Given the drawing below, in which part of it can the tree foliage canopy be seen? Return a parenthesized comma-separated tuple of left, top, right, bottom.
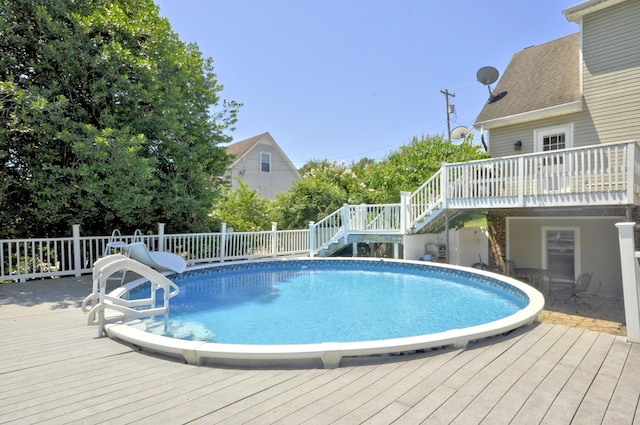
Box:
(364, 135, 488, 203)
(210, 179, 272, 232)
(0, 0, 240, 237)
(267, 135, 488, 229)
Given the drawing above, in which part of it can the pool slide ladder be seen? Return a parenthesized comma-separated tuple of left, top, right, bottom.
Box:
(82, 254, 180, 337)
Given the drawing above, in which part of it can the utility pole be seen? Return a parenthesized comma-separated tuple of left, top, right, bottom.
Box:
(440, 89, 455, 140)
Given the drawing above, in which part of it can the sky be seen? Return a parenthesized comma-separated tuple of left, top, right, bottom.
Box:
(154, 0, 581, 168)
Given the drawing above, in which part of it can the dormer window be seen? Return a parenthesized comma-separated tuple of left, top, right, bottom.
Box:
(261, 152, 271, 173)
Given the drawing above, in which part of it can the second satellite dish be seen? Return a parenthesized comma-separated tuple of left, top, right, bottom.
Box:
(450, 126, 468, 141)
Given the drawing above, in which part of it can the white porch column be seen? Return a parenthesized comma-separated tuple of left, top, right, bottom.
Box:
(615, 222, 640, 343)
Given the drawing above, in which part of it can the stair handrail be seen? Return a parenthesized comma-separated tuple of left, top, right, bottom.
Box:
(409, 169, 444, 225)
(309, 206, 347, 256)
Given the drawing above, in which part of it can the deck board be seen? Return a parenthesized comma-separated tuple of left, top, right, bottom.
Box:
(477, 326, 583, 424)
(0, 276, 638, 424)
(573, 336, 631, 424)
(602, 343, 640, 425)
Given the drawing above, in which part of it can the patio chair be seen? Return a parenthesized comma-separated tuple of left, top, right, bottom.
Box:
(565, 272, 597, 308)
(506, 259, 527, 280)
(506, 259, 518, 276)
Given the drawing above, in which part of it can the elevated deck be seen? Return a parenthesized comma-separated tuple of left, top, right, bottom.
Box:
(311, 140, 640, 255)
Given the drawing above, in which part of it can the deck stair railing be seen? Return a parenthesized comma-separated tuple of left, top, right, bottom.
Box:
(408, 170, 445, 232)
(309, 207, 345, 257)
(309, 202, 407, 256)
(82, 254, 180, 337)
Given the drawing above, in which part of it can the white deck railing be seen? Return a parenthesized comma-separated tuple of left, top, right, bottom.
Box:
(1, 224, 309, 282)
(310, 140, 639, 253)
(411, 139, 639, 214)
(4, 141, 638, 280)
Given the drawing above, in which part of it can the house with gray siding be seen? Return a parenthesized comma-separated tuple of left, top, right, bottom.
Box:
(471, 0, 640, 297)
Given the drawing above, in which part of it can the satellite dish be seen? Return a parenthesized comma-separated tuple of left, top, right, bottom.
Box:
(476, 66, 499, 86)
(450, 126, 468, 141)
(476, 66, 500, 101)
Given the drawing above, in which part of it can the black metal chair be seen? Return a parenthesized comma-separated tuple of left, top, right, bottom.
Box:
(565, 272, 597, 308)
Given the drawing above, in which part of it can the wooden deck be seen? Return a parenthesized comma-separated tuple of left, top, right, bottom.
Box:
(1, 276, 639, 424)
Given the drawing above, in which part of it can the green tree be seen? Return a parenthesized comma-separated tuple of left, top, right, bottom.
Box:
(298, 159, 371, 204)
(365, 135, 488, 203)
(267, 135, 488, 230)
(271, 177, 346, 230)
(210, 179, 272, 232)
(0, 0, 240, 237)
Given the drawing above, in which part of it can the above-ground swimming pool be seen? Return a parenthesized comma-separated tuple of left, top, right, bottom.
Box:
(103, 258, 545, 368)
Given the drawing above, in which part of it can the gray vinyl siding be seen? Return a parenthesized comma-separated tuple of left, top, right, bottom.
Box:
(488, 112, 588, 157)
(488, 0, 640, 158)
(582, 0, 640, 143)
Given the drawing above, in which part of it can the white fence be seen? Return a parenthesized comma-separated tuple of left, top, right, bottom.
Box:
(1, 223, 309, 282)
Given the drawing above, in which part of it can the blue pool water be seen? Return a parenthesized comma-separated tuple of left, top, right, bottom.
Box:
(129, 260, 528, 345)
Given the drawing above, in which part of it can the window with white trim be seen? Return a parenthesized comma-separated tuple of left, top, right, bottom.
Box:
(260, 152, 271, 173)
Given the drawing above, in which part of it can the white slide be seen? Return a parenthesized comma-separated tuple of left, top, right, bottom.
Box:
(124, 242, 187, 273)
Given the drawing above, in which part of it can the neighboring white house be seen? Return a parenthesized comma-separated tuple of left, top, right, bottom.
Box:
(225, 132, 301, 199)
(470, 0, 640, 297)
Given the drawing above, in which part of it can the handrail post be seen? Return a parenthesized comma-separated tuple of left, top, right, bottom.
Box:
(158, 223, 165, 252)
(615, 222, 640, 343)
(627, 141, 637, 204)
(518, 156, 525, 206)
(72, 224, 81, 277)
(271, 222, 278, 257)
(309, 221, 316, 257)
(342, 204, 350, 240)
(220, 223, 227, 263)
(440, 164, 449, 209)
(400, 191, 411, 234)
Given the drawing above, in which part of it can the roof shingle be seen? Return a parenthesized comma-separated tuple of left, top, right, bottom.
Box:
(225, 132, 269, 159)
(475, 33, 581, 125)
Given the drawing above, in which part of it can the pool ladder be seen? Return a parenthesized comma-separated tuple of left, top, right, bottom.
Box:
(82, 254, 180, 337)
